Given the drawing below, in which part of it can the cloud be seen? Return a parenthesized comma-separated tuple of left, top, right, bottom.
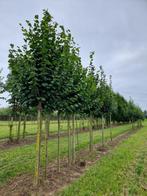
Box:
(0, 0, 147, 109)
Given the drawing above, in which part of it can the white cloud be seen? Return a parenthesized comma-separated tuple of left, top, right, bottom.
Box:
(0, 0, 147, 109)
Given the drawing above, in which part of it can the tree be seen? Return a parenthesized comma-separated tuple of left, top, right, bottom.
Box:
(7, 10, 62, 185)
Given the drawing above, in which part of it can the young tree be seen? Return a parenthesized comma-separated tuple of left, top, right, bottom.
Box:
(7, 10, 63, 185)
(98, 66, 107, 146)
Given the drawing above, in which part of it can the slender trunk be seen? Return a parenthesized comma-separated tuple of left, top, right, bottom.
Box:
(132, 120, 134, 130)
(110, 113, 112, 141)
(47, 115, 50, 137)
(44, 114, 50, 178)
(9, 116, 13, 142)
(17, 115, 21, 142)
(89, 116, 93, 151)
(137, 120, 139, 128)
(82, 119, 85, 130)
(72, 114, 75, 164)
(79, 121, 82, 133)
(76, 117, 79, 149)
(34, 103, 42, 186)
(96, 119, 98, 129)
(92, 118, 93, 145)
(23, 115, 26, 139)
(94, 119, 97, 129)
(101, 115, 104, 147)
(67, 116, 71, 166)
(140, 120, 142, 127)
(97, 118, 99, 129)
(57, 112, 60, 172)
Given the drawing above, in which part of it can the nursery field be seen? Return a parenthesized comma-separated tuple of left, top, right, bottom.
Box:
(0, 119, 89, 140)
(0, 6, 145, 196)
(0, 123, 132, 186)
(0, 8, 145, 196)
(60, 121, 147, 196)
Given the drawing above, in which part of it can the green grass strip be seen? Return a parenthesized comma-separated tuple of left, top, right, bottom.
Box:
(60, 124, 147, 196)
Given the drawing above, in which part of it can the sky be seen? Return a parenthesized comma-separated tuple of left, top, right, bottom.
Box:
(0, 0, 147, 110)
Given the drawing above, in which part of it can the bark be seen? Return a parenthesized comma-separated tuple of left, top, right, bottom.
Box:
(57, 112, 61, 172)
(35, 103, 42, 186)
(17, 115, 21, 142)
(101, 115, 104, 147)
(22, 115, 27, 139)
(82, 119, 85, 130)
(76, 117, 79, 150)
(44, 114, 50, 178)
(132, 120, 134, 130)
(9, 116, 13, 142)
(89, 115, 93, 152)
(110, 113, 112, 141)
(72, 114, 75, 164)
(67, 116, 71, 166)
(91, 117, 94, 147)
(47, 115, 50, 137)
(140, 120, 142, 127)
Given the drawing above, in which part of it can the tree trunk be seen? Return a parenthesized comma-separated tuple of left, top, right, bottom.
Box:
(44, 114, 50, 178)
(47, 115, 50, 137)
(140, 120, 142, 127)
(17, 115, 21, 142)
(82, 119, 85, 131)
(110, 113, 112, 141)
(57, 112, 61, 172)
(35, 103, 42, 186)
(91, 117, 93, 147)
(89, 116, 93, 151)
(132, 120, 134, 130)
(9, 116, 13, 142)
(76, 117, 79, 150)
(72, 114, 75, 164)
(67, 116, 71, 166)
(101, 115, 104, 147)
(23, 115, 26, 139)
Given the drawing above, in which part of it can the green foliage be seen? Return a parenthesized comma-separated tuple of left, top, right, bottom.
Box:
(112, 94, 144, 122)
(0, 108, 11, 116)
(144, 110, 147, 118)
(6, 9, 143, 122)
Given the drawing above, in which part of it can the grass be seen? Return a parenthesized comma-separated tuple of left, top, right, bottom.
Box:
(60, 122, 147, 196)
(0, 123, 132, 186)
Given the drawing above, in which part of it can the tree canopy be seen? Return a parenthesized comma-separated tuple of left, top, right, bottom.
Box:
(5, 9, 143, 122)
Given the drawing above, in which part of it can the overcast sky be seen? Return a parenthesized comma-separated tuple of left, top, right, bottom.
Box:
(0, 0, 147, 110)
